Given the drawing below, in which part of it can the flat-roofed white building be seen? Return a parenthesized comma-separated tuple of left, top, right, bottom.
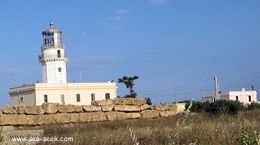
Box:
(9, 23, 117, 106)
(10, 82, 117, 106)
(202, 88, 257, 105)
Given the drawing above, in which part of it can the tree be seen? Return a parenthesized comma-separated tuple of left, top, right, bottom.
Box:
(145, 98, 152, 105)
(118, 75, 139, 98)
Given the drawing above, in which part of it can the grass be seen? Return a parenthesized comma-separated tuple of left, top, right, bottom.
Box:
(36, 110, 260, 145)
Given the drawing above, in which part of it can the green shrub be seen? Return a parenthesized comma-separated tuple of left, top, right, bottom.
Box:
(206, 100, 243, 115)
(185, 100, 209, 112)
(145, 98, 152, 105)
(248, 102, 260, 110)
(185, 100, 243, 115)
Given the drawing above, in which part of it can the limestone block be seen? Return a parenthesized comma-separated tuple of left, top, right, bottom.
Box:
(153, 104, 177, 111)
(55, 113, 79, 124)
(0, 109, 2, 115)
(160, 110, 178, 117)
(176, 103, 186, 112)
(37, 114, 57, 125)
(126, 113, 141, 119)
(2, 106, 17, 114)
(91, 99, 113, 106)
(78, 113, 92, 123)
(101, 105, 114, 112)
(113, 98, 147, 106)
(70, 113, 80, 123)
(140, 104, 151, 110)
(42, 103, 60, 114)
(91, 112, 107, 122)
(1, 115, 23, 125)
(58, 105, 83, 113)
(140, 110, 160, 118)
(27, 115, 37, 126)
(105, 112, 128, 121)
(17, 115, 29, 125)
(18, 105, 44, 115)
(113, 105, 140, 112)
(83, 105, 101, 112)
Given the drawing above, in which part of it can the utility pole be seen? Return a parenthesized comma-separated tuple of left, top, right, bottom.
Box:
(214, 77, 219, 102)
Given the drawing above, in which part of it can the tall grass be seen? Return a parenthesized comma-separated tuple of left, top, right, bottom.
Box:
(37, 110, 260, 145)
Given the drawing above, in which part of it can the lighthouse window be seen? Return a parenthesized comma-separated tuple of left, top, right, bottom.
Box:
(58, 68, 62, 72)
(57, 50, 61, 58)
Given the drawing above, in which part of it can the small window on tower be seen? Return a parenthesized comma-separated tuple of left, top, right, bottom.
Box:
(57, 50, 61, 58)
(58, 68, 62, 72)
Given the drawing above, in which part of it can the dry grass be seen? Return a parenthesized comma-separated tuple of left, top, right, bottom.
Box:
(37, 110, 260, 145)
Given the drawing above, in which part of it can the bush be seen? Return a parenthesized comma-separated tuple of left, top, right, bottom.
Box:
(185, 100, 210, 112)
(185, 100, 243, 115)
(247, 102, 260, 110)
(145, 98, 152, 105)
(206, 100, 243, 115)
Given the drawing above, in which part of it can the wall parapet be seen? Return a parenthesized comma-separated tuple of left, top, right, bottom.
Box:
(0, 98, 185, 126)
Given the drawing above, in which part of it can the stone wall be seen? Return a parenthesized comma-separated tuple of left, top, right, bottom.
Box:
(0, 98, 185, 126)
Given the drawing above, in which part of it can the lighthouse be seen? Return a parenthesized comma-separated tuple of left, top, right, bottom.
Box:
(9, 22, 117, 106)
(38, 22, 68, 83)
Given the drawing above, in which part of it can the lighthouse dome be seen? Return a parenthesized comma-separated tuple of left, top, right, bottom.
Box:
(42, 22, 62, 35)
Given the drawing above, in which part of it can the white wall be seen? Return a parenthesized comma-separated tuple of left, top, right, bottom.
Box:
(33, 82, 117, 106)
(203, 88, 258, 105)
(9, 85, 36, 106)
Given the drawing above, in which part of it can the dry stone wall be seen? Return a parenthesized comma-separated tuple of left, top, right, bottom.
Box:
(0, 98, 185, 126)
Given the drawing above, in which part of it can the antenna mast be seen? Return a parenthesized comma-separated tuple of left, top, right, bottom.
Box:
(214, 76, 219, 102)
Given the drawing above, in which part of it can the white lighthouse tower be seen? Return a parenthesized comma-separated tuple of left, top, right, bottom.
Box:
(38, 22, 68, 83)
(9, 22, 117, 106)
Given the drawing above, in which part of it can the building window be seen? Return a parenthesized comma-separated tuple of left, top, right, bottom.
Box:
(57, 50, 61, 58)
(249, 95, 251, 102)
(58, 67, 62, 72)
(61, 94, 65, 105)
(236, 96, 238, 101)
(76, 94, 81, 102)
(105, 93, 110, 100)
(44, 94, 48, 103)
(19, 96, 24, 104)
(91, 93, 95, 101)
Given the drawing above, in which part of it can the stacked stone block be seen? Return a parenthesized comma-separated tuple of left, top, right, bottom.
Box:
(0, 98, 183, 126)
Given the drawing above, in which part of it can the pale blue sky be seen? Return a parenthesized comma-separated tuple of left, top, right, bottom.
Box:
(0, 0, 259, 107)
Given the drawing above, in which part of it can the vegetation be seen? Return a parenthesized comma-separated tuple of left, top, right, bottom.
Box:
(118, 75, 139, 98)
(145, 97, 152, 105)
(36, 109, 260, 145)
(185, 100, 244, 115)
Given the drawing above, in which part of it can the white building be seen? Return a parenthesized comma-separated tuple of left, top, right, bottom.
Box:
(9, 23, 117, 106)
(202, 88, 257, 105)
